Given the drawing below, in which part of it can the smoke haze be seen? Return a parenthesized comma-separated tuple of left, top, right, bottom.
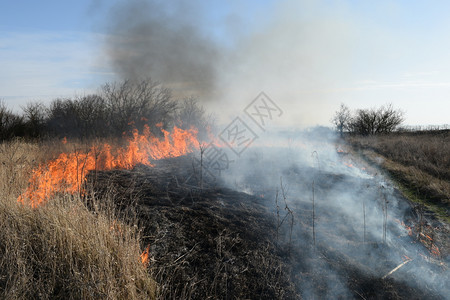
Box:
(102, 0, 361, 127)
(104, 0, 221, 98)
(217, 1, 356, 127)
(98, 2, 450, 296)
(218, 130, 449, 298)
(101, 0, 450, 126)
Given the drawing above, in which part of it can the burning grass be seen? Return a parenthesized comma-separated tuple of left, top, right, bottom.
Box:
(0, 139, 156, 299)
(18, 124, 198, 207)
(2, 128, 448, 299)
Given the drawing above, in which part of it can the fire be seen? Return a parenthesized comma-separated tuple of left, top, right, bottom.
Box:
(141, 244, 151, 267)
(344, 162, 354, 168)
(431, 244, 441, 257)
(205, 124, 226, 148)
(402, 222, 413, 236)
(18, 125, 199, 207)
(420, 233, 433, 241)
(395, 219, 413, 236)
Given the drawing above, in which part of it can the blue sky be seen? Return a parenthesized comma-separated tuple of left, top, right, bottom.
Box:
(0, 1, 93, 32)
(1, 0, 449, 126)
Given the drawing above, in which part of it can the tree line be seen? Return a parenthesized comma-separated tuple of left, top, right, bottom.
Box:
(332, 103, 404, 136)
(0, 79, 212, 141)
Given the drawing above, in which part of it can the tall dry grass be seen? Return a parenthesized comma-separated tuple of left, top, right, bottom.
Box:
(347, 132, 450, 181)
(0, 139, 156, 299)
(346, 131, 450, 210)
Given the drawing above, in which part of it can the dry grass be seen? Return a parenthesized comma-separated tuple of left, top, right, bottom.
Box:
(0, 139, 156, 299)
(347, 131, 450, 181)
(346, 131, 450, 220)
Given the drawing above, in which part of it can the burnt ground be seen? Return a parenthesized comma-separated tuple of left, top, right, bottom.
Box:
(87, 155, 449, 299)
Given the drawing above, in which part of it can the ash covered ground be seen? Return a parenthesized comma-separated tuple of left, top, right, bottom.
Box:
(88, 139, 449, 299)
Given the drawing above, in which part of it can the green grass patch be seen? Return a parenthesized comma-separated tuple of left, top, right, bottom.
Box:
(392, 174, 450, 223)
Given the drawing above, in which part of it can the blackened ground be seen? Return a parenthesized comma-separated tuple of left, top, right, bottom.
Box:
(87, 155, 447, 299)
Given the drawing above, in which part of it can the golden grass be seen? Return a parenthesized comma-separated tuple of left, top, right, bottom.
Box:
(347, 132, 450, 181)
(346, 132, 450, 221)
(0, 139, 156, 299)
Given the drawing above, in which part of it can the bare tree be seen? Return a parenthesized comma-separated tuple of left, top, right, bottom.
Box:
(331, 103, 351, 136)
(347, 104, 404, 135)
(176, 97, 214, 140)
(22, 102, 47, 138)
(0, 100, 25, 140)
(46, 98, 80, 138)
(102, 79, 176, 136)
(349, 108, 377, 135)
(374, 104, 404, 134)
(74, 95, 108, 138)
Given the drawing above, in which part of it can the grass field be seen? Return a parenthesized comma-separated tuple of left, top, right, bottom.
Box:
(0, 139, 156, 299)
(1, 128, 449, 299)
(346, 130, 450, 221)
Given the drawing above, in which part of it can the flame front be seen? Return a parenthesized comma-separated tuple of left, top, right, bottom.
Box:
(18, 125, 199, 207)
(141, 244, 151, 267)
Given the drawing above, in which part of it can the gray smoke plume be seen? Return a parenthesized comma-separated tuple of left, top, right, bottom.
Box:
(104, 0, 221, 98)
(101, 0, 358, 126)
(217, 129, 450, 298)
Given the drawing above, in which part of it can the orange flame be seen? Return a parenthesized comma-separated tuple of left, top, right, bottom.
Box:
(431, 244, 441, 257)
(395, 219, 413, 236)
(344, 162, 354, 168)
(205, 124, 226, 148)
(141, 244, 151, 267)
(404, 223, 413, 236)
(18, 125, 199, 207)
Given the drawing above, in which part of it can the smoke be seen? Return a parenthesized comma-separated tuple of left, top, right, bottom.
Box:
(211, 128, 449, 298)
(101, 0, 361, 127)
(215, 0, 357, 127)
(99, 2, 450, 296)
(103, 0, 221, 98)
(99, 2, 449, 296)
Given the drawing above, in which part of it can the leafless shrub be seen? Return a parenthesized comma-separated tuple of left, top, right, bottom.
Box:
(333, 103, 404, 135)
(102, 79, 176, 136)
(2, 79, 215, 141)
(46, 98, 83, 138)
(331, 103, 351, 137)
(176, 97, 215, 140)
(0, 100, 25, 141)
(73, 94, 109, 138)
(22, 101, 47, 138)
(349, 104, 404, 135)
